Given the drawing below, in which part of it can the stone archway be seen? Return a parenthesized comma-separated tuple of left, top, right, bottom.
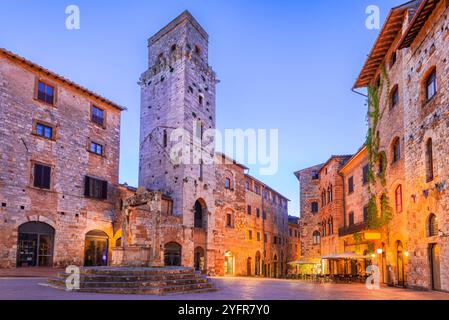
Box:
(84, 230, 109, 267)
(17, 222, 55, 268)
(164, 242, 182, 266)
(194, 246, 205, 272)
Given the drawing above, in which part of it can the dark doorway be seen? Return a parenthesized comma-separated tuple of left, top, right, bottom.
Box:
(255, 251, 261, 276)
(194, 246, 205, 272)
(247, 257, 252, 276)
(84, 230, 109, 267)
(396, 241, 405, 287)
(429, 243, 441, 291)
(17, 222, 55, 267)
(381, 243, 387, 284)
(165, 242, 182, 266)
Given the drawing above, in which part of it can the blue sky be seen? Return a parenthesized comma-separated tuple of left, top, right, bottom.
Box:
(0, 0, 405, 216)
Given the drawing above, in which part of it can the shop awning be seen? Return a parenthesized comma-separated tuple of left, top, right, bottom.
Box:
(321, 252, 371, 260)
(288, 260, 321, 265)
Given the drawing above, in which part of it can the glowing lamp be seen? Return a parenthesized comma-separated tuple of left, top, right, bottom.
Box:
(404, 251, 409, 257)
(376, 248, 383, 255)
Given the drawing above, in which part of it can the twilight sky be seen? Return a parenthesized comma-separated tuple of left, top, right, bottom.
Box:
(0, 0, 405, 216)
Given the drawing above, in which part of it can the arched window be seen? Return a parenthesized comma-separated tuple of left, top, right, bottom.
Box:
(194, 199, 206, 229)
(392, 137, 401, 163)
(426, 138, 434, 182)
(390, 85, 399, 109)
(322, 221, 326, 237)
(428, 214, 438, 237)
(225, 209, 234, 228)
(312, 231, 321, 245)
(328, 218, 333, 235)
(395, 185, 403, 213)
(425, 69, 437, 102)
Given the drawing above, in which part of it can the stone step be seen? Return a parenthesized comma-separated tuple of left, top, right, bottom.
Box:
(48, 281, 216, 295)
(80, 267, 196, 276)
(49, 277, 208, 289)
(55, 272, 203, 282)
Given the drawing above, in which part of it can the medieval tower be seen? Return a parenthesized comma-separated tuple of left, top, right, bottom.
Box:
(139, 11, 218, 270)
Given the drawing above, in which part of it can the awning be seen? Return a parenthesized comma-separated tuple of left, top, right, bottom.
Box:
(288, 260, 321, 265)
(321, 252, 371, 260)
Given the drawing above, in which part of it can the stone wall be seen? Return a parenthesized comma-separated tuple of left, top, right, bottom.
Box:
(0, 52, 123, 268)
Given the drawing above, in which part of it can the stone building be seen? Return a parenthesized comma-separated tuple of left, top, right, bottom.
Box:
(0, 11, 291, 278)
(0, 48, 126, 268)
(295, 0, 448, 291)
(287, 216, 301, 275)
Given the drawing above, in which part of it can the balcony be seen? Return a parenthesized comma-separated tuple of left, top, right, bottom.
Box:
(339, 222, 368, 237)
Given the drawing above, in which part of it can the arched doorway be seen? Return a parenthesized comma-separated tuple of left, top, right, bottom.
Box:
(17, 222, 55, 267)
(273, 255, 278, 278)
(381, 243, 387, 284)
(247, 257, 252, 276)
(224, 251, 234, 276)
(396, 241, 405, 287)
(194, 247, 205, 272)
(165, 242, 182, 266)
(255, 251, 261, 276)
(429, 243, 441, 291)
(84, 230, 109, 266)
(194, 199, 207, 229)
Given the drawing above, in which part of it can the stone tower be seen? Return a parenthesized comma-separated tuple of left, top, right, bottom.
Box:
(139, 11, 218, 270)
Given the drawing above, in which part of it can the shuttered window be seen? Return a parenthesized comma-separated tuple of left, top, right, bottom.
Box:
(33, 164, 51, 189)
(84, 176, 108, 200)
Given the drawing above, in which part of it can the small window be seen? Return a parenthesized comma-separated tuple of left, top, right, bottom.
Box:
(363, 165, 369, 185)
(390, 51, 397, 68)
(248, 230, 253, 240)
(163, 130, 168, 148)
(84, 176, 108, 200)
(348, 212, 355, 226)
(311, 170, 319, 180)
(312, 231, 321, 245)
(425, 70, 437, 102)
(35, 123, 53, 140)
(426, 138, 434, 182)
(263, 211, 267, 220)
(257, 232, 261, 242)
(245, 181, 250, 190)
(390, 86, 399, 109)
(247, 205, 252, 215)
(311, 202, 319, 214)
(199, 95, 204, 106)
(89, 142, 104, 156)
(171, 44, 177, 52)
(348, 177, 354, 194)
(264, 234, 268, 243)
(254, 185, 260, 195)
(225, 178, 231, 190)
(37, 81, 55, 105)
(91, 106, 104, 126)
(428, 214, 438, 237)
(226, 212, 233, 228)
(194, 45, 201, 56)
(395, 185, 403, 213)
(256, 208, 260, 218)
(363, 206, 369, 222)
(392, 138, 401, 163)
(33, 163, 51, 190)
(378, 153, 386, 175)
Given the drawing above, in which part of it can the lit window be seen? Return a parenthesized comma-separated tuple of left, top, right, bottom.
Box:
(395, 185, 403, 213)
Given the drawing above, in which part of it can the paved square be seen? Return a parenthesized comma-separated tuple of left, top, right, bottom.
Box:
(0, 277, 448, 300)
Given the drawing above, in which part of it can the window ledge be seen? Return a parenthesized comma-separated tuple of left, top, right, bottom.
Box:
(31, 133, 56, 142)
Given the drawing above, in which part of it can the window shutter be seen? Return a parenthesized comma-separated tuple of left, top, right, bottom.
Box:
(34, 165, 42, 187)
(43, 166, 51, 189)
(84, 176, 91, 197)
(102, 181, 108, 200)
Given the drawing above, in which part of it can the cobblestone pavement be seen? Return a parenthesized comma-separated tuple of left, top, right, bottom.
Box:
(1, 277, 448, 300)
